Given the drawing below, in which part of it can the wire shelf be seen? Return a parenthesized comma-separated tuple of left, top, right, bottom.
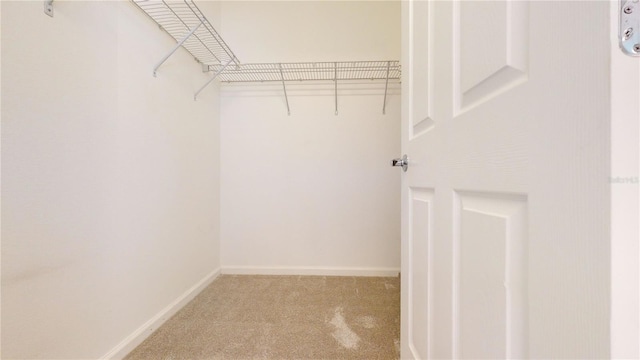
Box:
(209, 61, 401, 83)
(132, 0, 239, 67)
(210, 61, 400, 115)
(130, 1, 399, 111)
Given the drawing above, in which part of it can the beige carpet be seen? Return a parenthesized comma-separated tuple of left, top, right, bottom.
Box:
(125, 275, 400, 360)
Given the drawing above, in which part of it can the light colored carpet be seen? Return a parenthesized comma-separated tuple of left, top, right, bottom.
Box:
(125, 275, 400, 360)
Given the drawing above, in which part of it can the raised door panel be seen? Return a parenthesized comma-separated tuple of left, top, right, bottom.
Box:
(454, 192, 528, 359)
(410, 0, 435, 137)
(408, 188, 434, 359)
(454, 1, 529, 111)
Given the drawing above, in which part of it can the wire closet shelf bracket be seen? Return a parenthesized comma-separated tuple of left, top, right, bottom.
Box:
(132, 0, 240, 99)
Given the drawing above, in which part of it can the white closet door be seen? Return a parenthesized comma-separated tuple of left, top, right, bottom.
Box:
(400, 1, 627, 358)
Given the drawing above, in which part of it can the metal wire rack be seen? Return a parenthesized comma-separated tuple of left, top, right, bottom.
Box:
(209, 61, 401, 83)
(211, 61, 401, 115)
(130, 1, 401, 113)
(132, 0, 240, 97)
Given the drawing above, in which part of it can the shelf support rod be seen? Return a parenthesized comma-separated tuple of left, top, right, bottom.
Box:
(154, 21, 203, 77)
(383, 61, 391, 115)
(278, 64, 291, 116)
(194, 58, 233, 100)
(334, 62, 338, 116)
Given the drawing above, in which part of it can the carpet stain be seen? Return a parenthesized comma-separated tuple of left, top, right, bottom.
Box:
(355, 315, 376, 329)
(384, 282, 396, 290)
(328, 307, 360, 350)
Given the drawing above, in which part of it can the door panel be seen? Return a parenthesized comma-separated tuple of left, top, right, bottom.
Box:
(408, 188, 434, 359)
(410, 0, 434, 136)
(401, 1, 613, 359)
(455, 1, 528, 111)
(455, 192, 528, 359)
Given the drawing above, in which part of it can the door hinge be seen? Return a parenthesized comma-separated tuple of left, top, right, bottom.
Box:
(620, 0, 640, 56)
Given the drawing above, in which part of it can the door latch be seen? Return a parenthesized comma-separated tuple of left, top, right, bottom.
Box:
(620, 0, 640, 56)
(391, 155, 408, 172)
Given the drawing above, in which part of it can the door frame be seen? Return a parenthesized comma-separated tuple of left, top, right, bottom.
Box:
(610, 1, 640, 358)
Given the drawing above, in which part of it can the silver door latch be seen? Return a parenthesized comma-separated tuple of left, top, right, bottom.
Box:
(391, 155, 408, 172)
(620, 0, 640, 56)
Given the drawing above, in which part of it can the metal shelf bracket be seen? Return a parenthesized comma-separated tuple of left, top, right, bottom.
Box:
(154, 21, 203, 77)
(334, 62, 338, 116)
(383, 61, 391, 115)
(278, 63, 291, 116)
(194, 58, 233, 100)
(133, 0, 240, 82)
(44, 0, 53, 17)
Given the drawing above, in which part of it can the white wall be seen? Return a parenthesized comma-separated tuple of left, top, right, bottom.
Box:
(219, 1, 401, 63)
(1, 1, 222, 358)
(219, 1, 402, 275)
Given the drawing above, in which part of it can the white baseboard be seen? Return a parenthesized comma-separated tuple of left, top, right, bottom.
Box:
(221, 266, 400, 277)
(101, 268, 221, 360)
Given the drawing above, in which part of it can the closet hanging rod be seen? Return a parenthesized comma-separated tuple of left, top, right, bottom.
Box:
(132, 0, 240, 72)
